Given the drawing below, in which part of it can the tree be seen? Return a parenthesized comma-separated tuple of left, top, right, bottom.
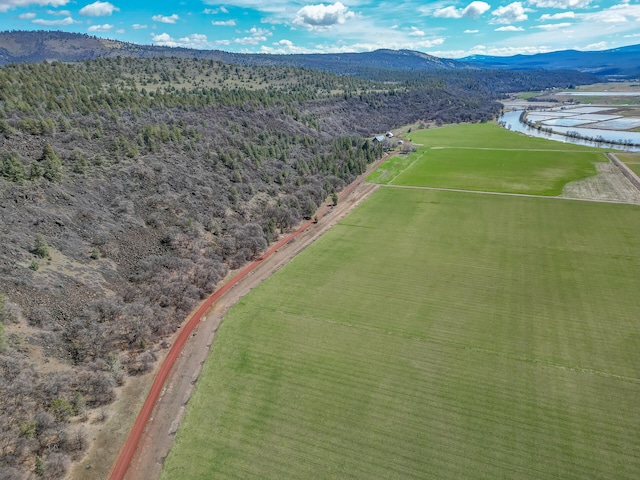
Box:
(331, 192, 338, 205)
(50, 399, 74, 423)
(33, 234, 51, 259)
(41, 144, 62, 182)
(2, 153, 25, 183)
(29, 162, 44, 180)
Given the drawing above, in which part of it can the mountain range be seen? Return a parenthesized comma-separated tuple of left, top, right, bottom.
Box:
(0, 30, 638, 79)
(462, 43, 640, 79)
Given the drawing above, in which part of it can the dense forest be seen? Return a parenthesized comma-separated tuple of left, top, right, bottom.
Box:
(0, 56, 594, 479)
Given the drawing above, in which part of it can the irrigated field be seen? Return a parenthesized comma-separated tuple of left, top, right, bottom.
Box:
(616, 152, 640, 176)
(162, 185, 640, 479)
(368, 123, 605, 194)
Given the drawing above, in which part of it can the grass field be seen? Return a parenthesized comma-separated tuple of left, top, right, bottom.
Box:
(402, 123, 601, 150)
(616, 152, 640, 176)
(162, 187, 640, 480)
(368, 123, 605, 195)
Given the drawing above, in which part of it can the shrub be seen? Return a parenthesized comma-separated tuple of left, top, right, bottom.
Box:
(32, 235, 50, 259)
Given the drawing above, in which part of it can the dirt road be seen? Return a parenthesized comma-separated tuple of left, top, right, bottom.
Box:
(106, 155, 388, 480)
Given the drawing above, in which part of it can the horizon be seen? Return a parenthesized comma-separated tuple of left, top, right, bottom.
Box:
(3, 28, 639, 59)
(0, 1, 638, 59)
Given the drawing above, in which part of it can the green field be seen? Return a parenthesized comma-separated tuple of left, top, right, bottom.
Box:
(368, 123, 605, 195)
(403, 123, 601, 150)
(616, 152, 640, 176)
(162, 187, 640, 480)
(628, 163, 640, 175)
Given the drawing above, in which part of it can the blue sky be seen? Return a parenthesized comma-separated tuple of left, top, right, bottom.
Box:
(0, 0, 639, 58)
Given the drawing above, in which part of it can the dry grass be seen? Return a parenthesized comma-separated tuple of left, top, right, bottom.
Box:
(562, 162, 640, 203)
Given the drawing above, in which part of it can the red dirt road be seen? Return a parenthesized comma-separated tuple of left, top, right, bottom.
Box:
(108, 154, 390, 480)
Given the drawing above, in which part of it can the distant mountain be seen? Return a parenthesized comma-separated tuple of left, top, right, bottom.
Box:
(0, 30, 225, 64)
(0, 30, 472, 75)
(461, 44, 640, 79)
(0, 30, 632, 80)
(252, 49, 471, 73)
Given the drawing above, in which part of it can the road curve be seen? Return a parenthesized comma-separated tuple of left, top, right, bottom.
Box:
(108, 152, 390, 480)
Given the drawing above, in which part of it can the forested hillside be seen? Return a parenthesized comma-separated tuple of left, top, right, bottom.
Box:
(0, 56, 589, 479)
(0, 31, 603, 84)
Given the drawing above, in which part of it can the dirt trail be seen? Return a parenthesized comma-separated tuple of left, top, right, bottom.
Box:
(99, 154, 388, 480)
(607, 153, 640, 191)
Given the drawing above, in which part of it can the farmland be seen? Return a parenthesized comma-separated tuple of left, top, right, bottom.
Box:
(162, 173, 640, 478)
(368, 123, 605, 195)
(616, 152, 640, 176)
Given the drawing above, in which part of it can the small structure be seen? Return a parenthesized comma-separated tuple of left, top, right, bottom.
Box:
(385, 132, 394, 138)
(373, 135, 385, 143)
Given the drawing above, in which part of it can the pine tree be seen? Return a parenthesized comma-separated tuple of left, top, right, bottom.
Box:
(41, 143, 62, 182)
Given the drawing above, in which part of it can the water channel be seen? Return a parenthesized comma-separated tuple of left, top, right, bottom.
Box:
(498, 110, 640, 152)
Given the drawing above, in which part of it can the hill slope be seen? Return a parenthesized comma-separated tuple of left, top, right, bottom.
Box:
(0, 30, 470, 75)
(1, 30, 635, 79)
(1, 30, 627, 80)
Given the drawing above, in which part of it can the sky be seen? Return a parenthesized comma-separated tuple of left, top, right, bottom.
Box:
(0, 0, 639, 58)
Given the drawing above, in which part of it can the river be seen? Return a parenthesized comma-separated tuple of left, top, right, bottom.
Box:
(498, 110, 640, 152)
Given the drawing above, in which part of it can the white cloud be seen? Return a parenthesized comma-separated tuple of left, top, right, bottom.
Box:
(88, 23, 113, 32)
(432, 44, 556, 58)
(151, 33, 211, 49)
(150, 32, 177, 46)
(624, 32, 640, 38)
(132, 23, 147, 29)
(491, 2, 528, 24)
(79, 1, 118, 16)
(212, 19, 236, 26)
(260, 39, 320, 54)
(409, 26, 425, 37)
(116, 28, 124, 33)
(464, 44, 555, 56)
(535, 22, 572, 30)
(293, 2, 354, 30)
(46, 8, 70, 15)
(31, 16, 77, 25)
(539, 11, 575, 20)
(260, 34, 447, 55)
(464, 1, 492, 19)
(581, 3, 640, 24)
(18, 12, 36, 19)
(434, 1, 491, 19)
(495, 25, 525, 31)
(464, 29, 479, 33)
(434, 6, 460, 18)
(528, 0, 591, 8)
(204, 6, 229, 14)
(0, 0, 68, 13)
(234, 26, 272, 45)
(417, 38, 445, 48)
(152, 14, 179, 24)
(583, 41, 607, 50)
